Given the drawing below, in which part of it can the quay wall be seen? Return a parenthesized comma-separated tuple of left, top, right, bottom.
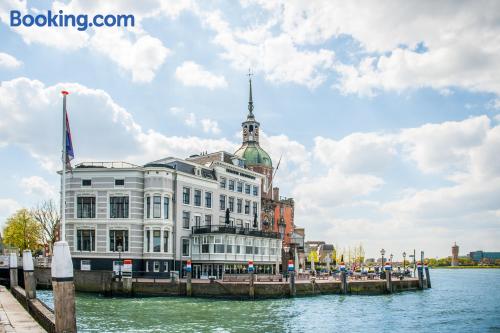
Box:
(35, 268, 421, 298)
(11, 286, 56, 333)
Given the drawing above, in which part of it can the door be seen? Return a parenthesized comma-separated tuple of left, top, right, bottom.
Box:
(193, 265, 201, 279)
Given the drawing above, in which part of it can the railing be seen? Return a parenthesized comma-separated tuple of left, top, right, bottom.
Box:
(75, 161, 140, 169)
(192, 225, 281, 239)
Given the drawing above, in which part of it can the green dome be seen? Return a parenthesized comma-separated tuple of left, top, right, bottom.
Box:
(234, 143, 272, 168)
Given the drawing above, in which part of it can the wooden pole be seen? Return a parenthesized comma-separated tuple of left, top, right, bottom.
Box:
(52, 241, 77, 333)
(417, 261, 424, 290)
(384, 262, 392, 293)
(249, 271, 255, 299)
(424, 263, 431, 288)
(9, 253, 18, 289)
(22, 250, 36, 299)
(186, 271, 192, 297)
(288, 260, 296, 297)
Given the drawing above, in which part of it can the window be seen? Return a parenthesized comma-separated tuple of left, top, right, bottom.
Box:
(220, 177, 226, 188)
(109, 230, 128, 252)
(253, 202, 258, 216)
(146, 196, 150, 218)
(183, 187, 190, 205)
(245, 184, 251, 194)
(82, 179, 91, 186)
(115, 179, 124, 186)
(163, 231, 169, 253)
(205, 192, 212, 208)
(145, 230, 151, 252)
(163, 262, 169, 272)
(245, 200, 250, 215)
(246, 239, 253, 254)
(245, 222, 250, 229)
(193, 190, 201, 206)
(214, 236, 225, 253)
(229, 180, 235, 191)
(195, 215, 201, 228)
(153, 230, 161, 252)
(205, 215, 212, 226)
(219, 195, 226, 210)
(182, 239, 190, 256)
(228, 197, 234, 212)
(182, 211, 190, 229)
(237, 199, 242, 214)
(164, 197, 169, 219)
(154, 261, 160, 272)
(253, 186, 258, 196)
(226, 237, 233, 254)
(153, 196, 161, 218)
(202, 236, 209, 253)
(77, 197, 95, 218)
(76, 229, 95, 251)
(192, 237, 200, 254)
(237, 182, 243, 192)
(110, 196, 129, 218)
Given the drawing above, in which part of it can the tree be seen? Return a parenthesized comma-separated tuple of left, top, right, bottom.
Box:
(3, 209, 42, 252)
(31, 200, 60, 254)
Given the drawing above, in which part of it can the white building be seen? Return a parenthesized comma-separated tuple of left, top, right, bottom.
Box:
(64, 154, 282, 279)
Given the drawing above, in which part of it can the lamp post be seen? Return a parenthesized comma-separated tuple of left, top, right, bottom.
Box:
(380, 248, 385, 266)
(117, 244, 123, 281)
(390, 253, 393, 263)
(402, 251, 407, 273)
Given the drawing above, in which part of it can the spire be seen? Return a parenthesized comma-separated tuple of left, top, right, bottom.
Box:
(247, 69, 254, 118)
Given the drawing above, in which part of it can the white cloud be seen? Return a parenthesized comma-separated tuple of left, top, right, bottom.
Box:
(0, 198, 21, 226)
(175, 61, 227, 90)
(199, 10, 334, 89)
(89, 29, 170, 83)
(0, 77, 235, 171)
(200, 118, 220, 134)
(0, 52, 22, 69)
(184, 112, 197, 127)
(19, 176, 56, 198)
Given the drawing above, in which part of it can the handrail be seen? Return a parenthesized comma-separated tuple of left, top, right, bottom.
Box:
(192, 225, 281, 239)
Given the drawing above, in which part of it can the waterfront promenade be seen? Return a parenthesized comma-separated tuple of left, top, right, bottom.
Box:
(0, 286, 45, 333)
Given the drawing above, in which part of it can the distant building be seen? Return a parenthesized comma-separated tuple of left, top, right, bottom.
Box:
(451, 242, 459, 266)
(469, 251, 500, 264)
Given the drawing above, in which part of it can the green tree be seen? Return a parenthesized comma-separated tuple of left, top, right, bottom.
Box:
(3, 209, 42, 252)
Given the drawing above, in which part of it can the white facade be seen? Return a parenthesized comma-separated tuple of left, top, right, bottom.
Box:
(64, 157, 281, 277)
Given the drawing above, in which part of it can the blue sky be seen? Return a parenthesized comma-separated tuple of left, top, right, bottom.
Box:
(1, 0, 499, 258)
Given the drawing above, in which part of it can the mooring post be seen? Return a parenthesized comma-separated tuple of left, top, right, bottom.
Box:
(384, 262, 393, 293)
(424, 262, 431, 288)
(52, 241, 77, 333)
(22, 250, 36, 299)
(248, 260, 255, 299)
(288, 260, 296, 297)
(339, 262, 347, 294)
(417, 261, 424, 290)
(186, 259, 192, 297)
(9, 252, 18, 289)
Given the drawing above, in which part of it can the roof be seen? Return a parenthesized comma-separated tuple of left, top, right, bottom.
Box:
(234, 142, 272, 168)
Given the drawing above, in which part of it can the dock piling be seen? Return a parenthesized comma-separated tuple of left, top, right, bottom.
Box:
(51, 241, 77, 333)
(384, 262, 393, 293)
(339, 262, 347, 294)
(288, 260, 296, 297)
(22, 250, 36, 299)
(424, 262, 431, 288)
(9, 253, 18, 289)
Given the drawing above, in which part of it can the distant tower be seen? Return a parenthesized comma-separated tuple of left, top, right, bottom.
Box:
(451, 242, 459, 266)
(234, 72, 273, 199)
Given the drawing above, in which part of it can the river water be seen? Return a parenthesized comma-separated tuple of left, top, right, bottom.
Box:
(37, 269, 500, 332)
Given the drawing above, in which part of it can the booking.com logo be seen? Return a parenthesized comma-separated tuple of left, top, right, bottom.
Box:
(10, 10, 135, 31)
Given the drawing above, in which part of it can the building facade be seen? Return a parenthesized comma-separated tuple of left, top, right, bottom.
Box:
(64, 157, 281, 278)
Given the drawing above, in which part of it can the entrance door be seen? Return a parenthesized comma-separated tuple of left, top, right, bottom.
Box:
(193, 265, 201, 279)
(214, 264, 224, 279)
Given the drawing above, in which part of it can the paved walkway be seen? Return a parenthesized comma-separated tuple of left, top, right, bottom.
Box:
(0, 286, 45, 333)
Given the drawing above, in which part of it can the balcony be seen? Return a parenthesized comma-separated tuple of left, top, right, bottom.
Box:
(192, 225, 281, 239)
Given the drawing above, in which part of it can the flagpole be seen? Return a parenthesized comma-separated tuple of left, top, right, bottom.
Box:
(61, 91, 69, 242)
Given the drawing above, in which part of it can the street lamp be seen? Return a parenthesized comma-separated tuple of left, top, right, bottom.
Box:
(380, 248, 385, 266)
(390, 253, 393, 263)
(117, 244, 123, 281)
(402, 251, 407, 273)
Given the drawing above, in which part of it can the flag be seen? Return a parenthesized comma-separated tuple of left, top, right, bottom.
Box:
(66, 113, 74, 165)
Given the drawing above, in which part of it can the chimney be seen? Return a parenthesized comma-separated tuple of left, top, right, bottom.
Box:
(273, 187, 280, 201)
